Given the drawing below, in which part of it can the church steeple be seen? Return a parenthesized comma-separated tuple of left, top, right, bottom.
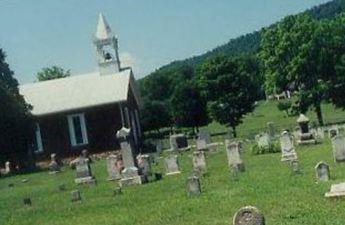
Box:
(93, 13, 121, 75)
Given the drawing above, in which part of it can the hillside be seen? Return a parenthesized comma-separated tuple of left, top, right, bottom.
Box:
(138, 0, 345, 98)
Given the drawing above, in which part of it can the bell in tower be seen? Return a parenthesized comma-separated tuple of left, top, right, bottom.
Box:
(93, 13, 121, 75)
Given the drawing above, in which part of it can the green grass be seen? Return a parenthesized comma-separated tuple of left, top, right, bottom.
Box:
(206, 100, 345, 139)
(1, 140, 345, 225)
(1, 100, 345, 225)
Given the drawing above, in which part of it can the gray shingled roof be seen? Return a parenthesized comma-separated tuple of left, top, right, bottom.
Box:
(19, 69, 139, 116)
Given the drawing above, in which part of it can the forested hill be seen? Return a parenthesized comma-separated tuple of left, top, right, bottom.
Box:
(138, 0, 345, 98)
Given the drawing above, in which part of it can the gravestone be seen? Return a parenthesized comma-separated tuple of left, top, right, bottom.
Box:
(225, 140, 245, 172)
(71, 190, 82, 202)
(170, 134, 189, 151)
(267, 122, 275, 138)
(233, 206, 265, 225)
(74, 157, 96, 185)
(317, 127, 325, 139)
(291, 160, 301, 174)
(186, 176, 201, 196)
(329, 128, 339, 139)
(192, 151, 207, 175)
(106, 154, 122, 181)
(5, 161, 11, 174)
(280, 131, 298, 162)
(331, 135, 345, 162)
(325, 182, 345, 198)
(155, 141, 163, 155)
(116, 127, 142, 187)
(198, 130, 211, 144)
(164, 154, 181, 175)
(315, 162, 330, 182)
(196, 138, 208, 151)
(296, 114, 316, 145)
(137, 154, 152, 178)
(49, 153, 60, 174)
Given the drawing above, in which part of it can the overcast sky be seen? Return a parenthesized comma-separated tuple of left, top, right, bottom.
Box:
(0, 0, 331, 84)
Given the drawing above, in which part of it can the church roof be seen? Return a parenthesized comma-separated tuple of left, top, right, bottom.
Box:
(19, 69, 140, 116)
(95, 13, 113, 40)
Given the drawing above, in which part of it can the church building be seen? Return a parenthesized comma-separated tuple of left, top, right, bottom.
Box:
(19, 14, 142, 159)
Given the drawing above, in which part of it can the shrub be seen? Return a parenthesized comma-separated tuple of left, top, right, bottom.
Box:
(251, 141, 280, 155)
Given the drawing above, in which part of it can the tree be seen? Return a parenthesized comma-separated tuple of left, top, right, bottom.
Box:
(198, 55, 260, 137)
(140, 99, 172, 133)
(36, 66, 70, 81)
(259, 14, 326, 125)
(0, 49, 33, 168)
(170, 81, 209, 132)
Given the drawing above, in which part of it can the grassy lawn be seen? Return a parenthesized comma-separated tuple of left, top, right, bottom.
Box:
(1, 100, 345, 225)
(1, 139, 345, 225)
(206, 100, 345, 139)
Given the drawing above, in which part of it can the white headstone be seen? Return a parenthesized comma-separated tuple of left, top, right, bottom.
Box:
(192, 151, 207, 174)
(332, 135, 345, 162)
(165, 155, 180, 175)
(225, 140, 245, 172)
(280, 131, 298, 162)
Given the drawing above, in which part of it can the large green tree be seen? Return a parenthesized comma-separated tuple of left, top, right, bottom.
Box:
(170, 81, 209, 132)
(198, 55, 260, 137)
(36, 66, 70, 81)
(140, 99, 172, 133)
(259, 14, 323, 124)
(0, 49, 33, 168)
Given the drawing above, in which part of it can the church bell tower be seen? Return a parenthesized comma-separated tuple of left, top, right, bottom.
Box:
(93, 13, 121, 75)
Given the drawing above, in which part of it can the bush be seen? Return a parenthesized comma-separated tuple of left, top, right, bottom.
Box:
(277, 100, 292, 116)
(251, 141, 280, 155)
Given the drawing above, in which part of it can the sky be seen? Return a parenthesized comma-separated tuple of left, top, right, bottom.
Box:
(0, 0, 331, 84)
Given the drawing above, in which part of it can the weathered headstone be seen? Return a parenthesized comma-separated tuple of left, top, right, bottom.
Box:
(116, 127, 142, 187)
(267, 122, 275, 138)
(74, 157, 96, 185)
(192, 151, 207, 175)
(49, 153, 60, 174)
(71, 190, 82, 202)
(315, 162, 330, 182)
(106, 154, 122, 181)
(325, 182, 345, 198)
(225, 140, 245, 172)
(198, 130, 211, 144)
(137, 154, 152, 178)
(290, 160, 301, 174)
(186, 176, 201, 196)
(329, 128, 339, 139)
(170, 134, 189, 151)
(233, 206, 265, 225)
(296, 114, 316, 145)
(280, 131, 298, 162)
(196, 139, 208, 151)
(5, 161, 11, 174)
(331, 135, 345, 162)
(164, 154, 181, 175)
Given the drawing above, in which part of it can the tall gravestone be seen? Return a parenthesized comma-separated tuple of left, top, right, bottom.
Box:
(332, 135, 345, 162)
(137, 154, 152, 179)
(225, 140, 245, 172)
(296, 114, 316, 145)
(192, 151, 207, 175)
(5, 161, 11, 175)
(116, 127, 142, 187)
(315, 162, 330, 182)
(233, 206, 265, 225)
(75, 156, 96, 185)
(164, 154, 181, 175)
(170, 134, 189, 151)
(49, 153, 61, 174)
(280, 131, 298, 162)
(267, 122, 275, 138)
(257, 133, 270, 149)
(186, 176, 201, 196)
(106, 154, 122, 181)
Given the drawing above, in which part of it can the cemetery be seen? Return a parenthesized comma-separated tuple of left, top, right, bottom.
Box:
(1, 101, 345, 224)
(1, 1, 345, 225)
